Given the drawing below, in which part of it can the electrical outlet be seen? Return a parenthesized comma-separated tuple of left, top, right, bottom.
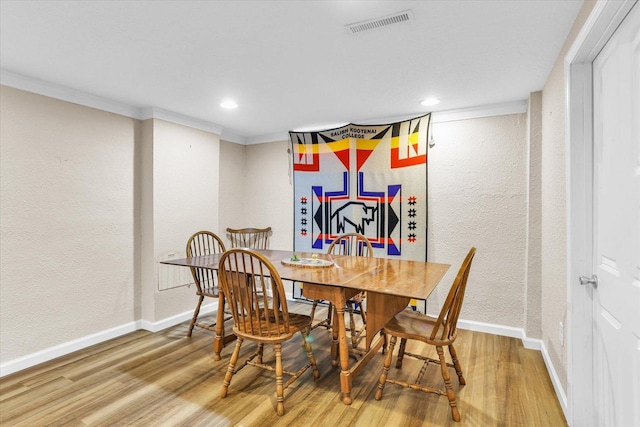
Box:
(559, 322, 564, 346)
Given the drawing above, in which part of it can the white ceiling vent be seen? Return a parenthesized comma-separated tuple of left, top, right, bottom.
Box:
(345, 10, 413, 35)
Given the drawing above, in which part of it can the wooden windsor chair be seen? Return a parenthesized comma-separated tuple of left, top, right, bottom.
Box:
(308, 232, 371, 348)
(185, 231, 227, 337)
(374, 247, 477, 422)
(225, 227, 272, 249)
(218, 248, 320, 416)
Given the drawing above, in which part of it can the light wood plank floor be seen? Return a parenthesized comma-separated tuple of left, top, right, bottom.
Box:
(0, 303, 566, 426)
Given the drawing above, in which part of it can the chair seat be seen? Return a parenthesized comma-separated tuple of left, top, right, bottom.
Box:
(234, 312, 312, 341)
(384, 309, 450, 345)
(199, 285, 219, 297)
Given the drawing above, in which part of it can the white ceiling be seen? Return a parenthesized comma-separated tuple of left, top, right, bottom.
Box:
(0, 0, 583, 144)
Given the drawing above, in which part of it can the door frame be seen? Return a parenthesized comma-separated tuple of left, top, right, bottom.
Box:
(566, 1, 637, 426)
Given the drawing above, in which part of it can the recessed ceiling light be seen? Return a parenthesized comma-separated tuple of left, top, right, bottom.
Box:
(420, 97, 440, 107)
(220, 100, 238, 109)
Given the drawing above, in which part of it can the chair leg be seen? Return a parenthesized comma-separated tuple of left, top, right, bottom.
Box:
(358, 302, 367, 325)
(347, 301, 357, 347)
(448, 344, 466, 385)
(274, 343, 285, 416)
(257, 343, 264, 364)
(301, 328, 320, 379)
(375, 335, 397, 400)
(355, 302, 366, 347)
(330, 305, 340, 367)
(436, 345, 461, 422)
(396, 338, 407, 368)
(221, 337, 243, 398)
(310, 300, 319, 323)
(187, 295, 205, 337)
(311, 300, 332, 329)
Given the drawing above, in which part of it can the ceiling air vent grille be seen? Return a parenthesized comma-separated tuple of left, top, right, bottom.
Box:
(346, 10, 413, 34)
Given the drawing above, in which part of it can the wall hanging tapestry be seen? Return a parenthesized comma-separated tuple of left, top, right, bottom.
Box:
(289, 113, 430, 311)
(290, 113, 430, 261)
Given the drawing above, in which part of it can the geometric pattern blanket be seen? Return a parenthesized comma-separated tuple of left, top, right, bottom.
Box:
(289, 113, 430, 262)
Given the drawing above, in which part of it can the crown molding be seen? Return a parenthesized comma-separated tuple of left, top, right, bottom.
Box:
(0, 69, 227, 138)
(245, 132, 290, 145)
(140, 107, 223, 136)
(2, 69, 528, 145)
(430, 100, 528, 123)
(1, 69, 143, 119)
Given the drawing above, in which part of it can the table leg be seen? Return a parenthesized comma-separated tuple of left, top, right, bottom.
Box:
(299, 283, 356, 405)
(334, 304, 353, 405)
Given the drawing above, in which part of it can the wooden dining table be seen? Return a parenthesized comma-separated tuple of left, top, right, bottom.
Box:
(162, 249, 450, 405)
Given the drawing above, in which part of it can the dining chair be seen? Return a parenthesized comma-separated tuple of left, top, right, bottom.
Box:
(308, 232, 372, 348)
(226, 227, 272, 305)
(226, 227, 272, 249)
(218, 248, 320, 416)
(185, 231, 227, 337)
(374, 247, 476, 422)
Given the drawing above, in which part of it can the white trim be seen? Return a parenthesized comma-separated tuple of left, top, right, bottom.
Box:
(0, 321, 140, 377)
(140, 107, 223, 136)
(540, 339, 569, 417)
(1, 301, 568, 416)
(139, 302, 218, 333)
(452, 319, 568, 416)
(457, 318, 527, 340)
(245, 132, 291, 145)
(0, 303, 217, 378)
(0, 69, 225, 138)
(0, 69, 142, 119)
(430, 100, 528, 123)
(565, 1, 637, 426)
(456, 319, 567, 416)
(253, 100, 528, 145)
(1, 69, 527, 146)
(220, 130, 246, 145)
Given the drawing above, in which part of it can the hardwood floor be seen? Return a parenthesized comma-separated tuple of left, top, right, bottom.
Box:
(0, 302, 566, 426)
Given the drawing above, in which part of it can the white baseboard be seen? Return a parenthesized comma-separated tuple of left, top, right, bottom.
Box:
(0, 321, 140, 377)
(139, 302, 218, 333)
(0, 302, 217, 378)
(456, 318, 568, 420)
(538, 340, 569, 421)
(0, 300, 569, 421)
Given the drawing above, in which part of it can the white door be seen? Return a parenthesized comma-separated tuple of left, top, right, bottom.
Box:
(591, 3, 640, 426)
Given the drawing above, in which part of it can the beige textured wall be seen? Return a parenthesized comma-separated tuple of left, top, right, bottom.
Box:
(540, 0, 597, 393)
(526, 92, 543, 339)
(151, 119, 221, 320)
(221, 140, 293, 251)
(237, 116, 529, 326)
(244, 141, 294, 250)
(218, 140, 248, 248)
(427, 115, 528, 324)
(0, 86, 138, 362)
(0, 87, 223, 367)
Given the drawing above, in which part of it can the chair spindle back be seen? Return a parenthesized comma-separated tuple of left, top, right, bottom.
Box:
(430, 247, 476, 342)
(186, 231, 226, 294)
(226, 227, 272, 250)
(218, 249, 291, 339)
(327, 233, 373, 257)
